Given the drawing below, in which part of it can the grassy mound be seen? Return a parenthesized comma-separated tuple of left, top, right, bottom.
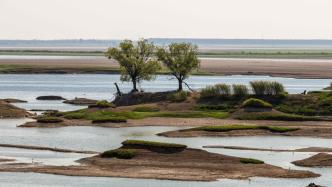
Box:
(133, 106, 160, 112)
(100, 149, 137, 159)
(240, 158, 264, 164)
(167, 91, 189, 102)
(242, 98, 272, 108)
(89, 100, 115, 108)
(37, 116, 63, 123)
(122, 140, 187, 153)
(236, 112, 322, 121)
(122, 140, 187, 149)
(92, 116, 127, 123)
(193, 125, 300, 133)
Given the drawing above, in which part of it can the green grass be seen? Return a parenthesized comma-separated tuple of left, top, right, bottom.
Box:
(133, 106, 160, 112)
(62, 109, 229, 121)
(236, 112, 322, 121)
(122, 140, 187, 149)
(242, 98, 272, 108)
(92, 100, 115, 108)
(36, 116, 64, 123)
(92, 116, 127, 123)
(240, 158, 264, 164)
(100, 149, 137, 159)
(192, 125, 300, 133)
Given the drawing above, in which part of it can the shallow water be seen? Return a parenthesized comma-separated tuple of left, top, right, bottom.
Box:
(0, 74, 330, 112)
(0, 118, 331, 186)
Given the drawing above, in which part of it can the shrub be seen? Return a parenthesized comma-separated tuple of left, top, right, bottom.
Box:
(167, 91, 189, 102)
(232, 84, 249, 97)
(122, 140, 187, 149)
(242, 98, 273, 108)
(37, 116, 63, 123)
(240, 158, 264, 164)
(250, 81, 285, 96)
(133, 106, 160, 112)
(92, 116, 127, 123)
(200, 84, 231, 98)
(100, 149, 137, 159)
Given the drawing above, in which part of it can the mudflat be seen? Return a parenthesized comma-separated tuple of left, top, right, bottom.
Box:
(1, 57, 332, 78)
(0, 147, 319, 181)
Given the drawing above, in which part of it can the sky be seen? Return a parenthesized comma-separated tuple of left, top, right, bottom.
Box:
(0, 0, 332, 40)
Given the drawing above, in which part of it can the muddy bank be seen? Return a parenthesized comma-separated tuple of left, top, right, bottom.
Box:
(0, 146, 319, 181)
(0, 143, 98, 154)
(0, 100, 31, 118)
(203, 146, 332, 153)
(158, 124, 332, 139)
(293, 153, 332, 167)
(63, 98, 97, 105)
(2, 99, 27, 103)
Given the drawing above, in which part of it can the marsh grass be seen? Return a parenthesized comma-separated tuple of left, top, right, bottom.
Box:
(232, 84, 249, 97)
(62, 109, 229, 121)
(250, 81, 285, 96)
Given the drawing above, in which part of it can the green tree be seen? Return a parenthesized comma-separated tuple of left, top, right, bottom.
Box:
(106, 39, 161, 92)
(157, 43, 200, 91)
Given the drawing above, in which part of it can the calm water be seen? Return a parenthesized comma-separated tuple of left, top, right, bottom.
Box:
(0, 74, 331, 186)
(0, 74, 330, 112)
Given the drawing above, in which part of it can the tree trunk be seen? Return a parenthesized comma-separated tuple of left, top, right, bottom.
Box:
(178, 79, 183, 91)
(132, 79, 138, 92)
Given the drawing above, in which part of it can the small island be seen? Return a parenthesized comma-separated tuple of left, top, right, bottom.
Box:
(0, 140, 319, 181)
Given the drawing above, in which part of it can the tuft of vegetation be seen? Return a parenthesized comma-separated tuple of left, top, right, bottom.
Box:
(200, 84, 231, 98)
(242, 98, 273, 108)
(250, 81, 285, 96)
(100, 149, 137, 159)
(93, 100, 115, 108)
(133, 106, 160, 112)
(167, 91, 189, 102)
(232, 84, 249, 97)
(92, 116, 127, 123)
(240, 158, 264, 164)
(192, 125, 300, 133)
(236, 112, 322, 121)
(37, 116, 63, 123)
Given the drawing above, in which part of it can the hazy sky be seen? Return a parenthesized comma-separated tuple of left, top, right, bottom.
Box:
(1, 0, 332, 40)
